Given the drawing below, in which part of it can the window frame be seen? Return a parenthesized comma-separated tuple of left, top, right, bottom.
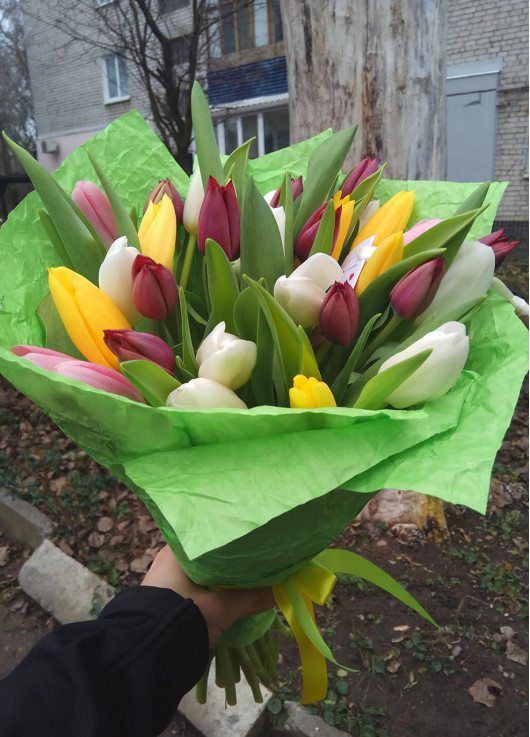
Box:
(102, 53, 131, 105)
(210, 0, 282, 57)
(213, 95, 289, 157)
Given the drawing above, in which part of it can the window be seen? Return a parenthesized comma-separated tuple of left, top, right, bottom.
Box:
(97, 0, 115, 6)
(159, 0, 190, 12)
(169, 35, 191, 66)
(103, 54, 130, 103)
(210, 0, 283, 58)
(215, 105, 288, 158)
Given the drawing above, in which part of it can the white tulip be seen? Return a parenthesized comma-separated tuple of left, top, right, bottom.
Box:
(274, 253, 344, 327)
(379, 321, 470, 408)
(491, 277, 530, 317)
(358, 200, 379, 231)
(196, 322, 257, 390)
(416, 241, 495, 324)
(98, 236, 142, 325)
(183, 166, 205, 234)
(166, 377, 247, 409)
(270, 204, 286, 249)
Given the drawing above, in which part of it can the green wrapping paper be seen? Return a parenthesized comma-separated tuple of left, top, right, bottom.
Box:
(0, 112, 527, 593)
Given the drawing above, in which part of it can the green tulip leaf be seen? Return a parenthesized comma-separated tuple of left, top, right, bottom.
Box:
(308, 200, 335, 259)
(86, 149, 141, 250)
(453, 181, 491, 216)
(357, 247, 446, 333)
(251, 311, 275, 406)
(315, 549, 436, 626)
(331, 313, 381, 404)
(298, 326, 321, 380)
(294, 125, 357, 236)
(3, 131, 105, 284)
(234, 285, 260, 342)
(38, 210, 73, 270)
(174, 355, 196, 384)
(179, 291, 197, 376)
(404, 204, 488, 269)
(130, 204, 138, 230)
(348, 164, 386, 204)
(242, 275, 302, 396)
(120, 359, 180, 407)
(240, 176, 285, 291)
(223, 138, 254, 201)
(352, 348, 432, 410)
(191, 81, 225, 189)
(205, 239, 239, 334)
(36, 291, 84, 359)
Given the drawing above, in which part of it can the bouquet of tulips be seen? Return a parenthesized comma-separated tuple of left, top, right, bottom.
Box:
(0, 83, 527, 704)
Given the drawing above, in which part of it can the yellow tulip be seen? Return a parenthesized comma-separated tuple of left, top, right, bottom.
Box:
(48, 266, 130, 370)
(138, 193, 177, 271)
(351, 190, 414, 250)
(355, 231, 404, 296)
(330, 191, 355, 261)
(289, 374, 337, 409)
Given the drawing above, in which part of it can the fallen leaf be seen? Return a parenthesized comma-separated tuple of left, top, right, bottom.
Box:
(87, 532, 105, 549)
(469, 678, 502, 707)
(393, 625, 410, 632)
(0, 546, 9, 567)
(97, 516, 114, 533)
(506, 640, 528, 666)
(386, 659, 401, 674)
(499, 626, 516, 640)
(59, 540, 74, 556)
(130, 555, 153, 573)
(109, 535, 125, 546)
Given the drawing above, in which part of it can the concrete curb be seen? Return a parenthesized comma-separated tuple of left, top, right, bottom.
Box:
(0, 486, 349, 737)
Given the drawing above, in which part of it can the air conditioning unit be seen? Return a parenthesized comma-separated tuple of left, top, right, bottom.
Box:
(41, 139, 59, 154)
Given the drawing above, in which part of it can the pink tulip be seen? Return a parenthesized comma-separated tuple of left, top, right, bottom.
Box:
(71, 181, 120, 249)
(104, 329, 175, 375)
(11, 345, 144, 402)
(403, 218, 442, 246)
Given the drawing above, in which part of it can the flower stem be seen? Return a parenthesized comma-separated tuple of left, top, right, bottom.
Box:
(180, 232, 197, 291)
(359, 313, 403, 367)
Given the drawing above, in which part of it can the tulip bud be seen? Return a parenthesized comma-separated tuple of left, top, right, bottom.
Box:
(166, 377, 247, 409)
(341, 158, 378, 197)
(403, 218, 442, 246)
(183, 166, 205, 234)
(11, 346, 144, 402)
(416, 241, 494, 324)
(294, 201, 342, 262)
(197, 177, 241, 260)
(358, 199, 379, 231)
(378, 321, 470, 408)
(268, 175, 304, 208)
(103, 329, 176, 375)
(132, 254, 179, 320)
(390, 257, 445, 320)
(196, 322, 257, 390)
(144, 179, 184, 223)
(98, 236, 142, 325)
(71, 180, 119, 249)
(319, 281, 360, 346)
(289, 375, 337, 409)
(478, 228, 521, 269)
(138, 194, 177, 272)
(274, 253, 344, 328)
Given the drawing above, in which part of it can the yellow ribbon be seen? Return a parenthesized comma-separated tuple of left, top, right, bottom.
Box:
(273, 563, 338, 703)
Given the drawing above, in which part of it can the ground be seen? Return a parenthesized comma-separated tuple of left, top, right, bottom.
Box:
(0, 256, 527, 736)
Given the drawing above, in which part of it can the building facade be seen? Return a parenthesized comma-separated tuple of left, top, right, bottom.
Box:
(21, 0, 528, 228)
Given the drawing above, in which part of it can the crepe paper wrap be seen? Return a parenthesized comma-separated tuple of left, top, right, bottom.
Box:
(0, 114, 527, 688)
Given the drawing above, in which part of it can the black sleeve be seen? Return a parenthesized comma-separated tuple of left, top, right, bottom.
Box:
(0, 586, 209, 737)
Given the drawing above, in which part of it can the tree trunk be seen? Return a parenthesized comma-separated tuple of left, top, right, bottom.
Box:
(280, 0, 447, 179)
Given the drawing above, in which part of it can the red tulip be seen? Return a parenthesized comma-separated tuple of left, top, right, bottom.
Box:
(478, 229, 521, 269)
(132, 255, 179, 320)
(390, 257, 445, 320)
(319, 281, 359, 346)
(341, 158, 379, 197)
(143, 179, 184, 224)
(294, 201, 342, 262)
(103, 329, 175, 375)
(197, 177, 241, 259)
(269, 175, 303, 208)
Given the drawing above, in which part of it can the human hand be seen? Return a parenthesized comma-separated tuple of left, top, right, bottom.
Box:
(142, 545, 276, 644)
